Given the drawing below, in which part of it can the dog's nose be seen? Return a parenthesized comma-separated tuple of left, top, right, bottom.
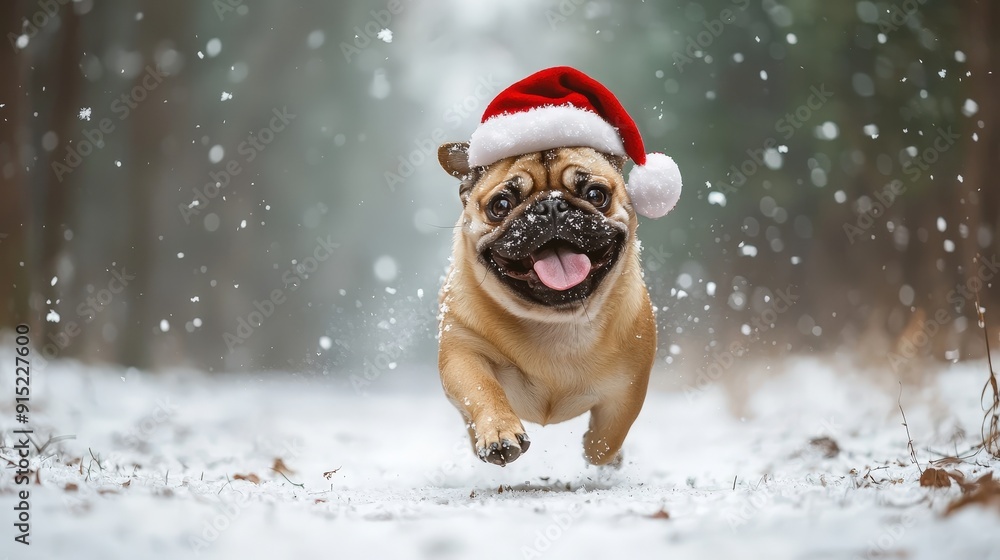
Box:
(531, 198, 570, 219)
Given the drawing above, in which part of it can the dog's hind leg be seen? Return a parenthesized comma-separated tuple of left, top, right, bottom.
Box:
(583, 380, 647, 466)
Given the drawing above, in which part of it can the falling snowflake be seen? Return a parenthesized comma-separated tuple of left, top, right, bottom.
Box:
(377, 29, 393, 43)
(78, 107, 92, 121)
(707, 191, 727, 207)
(221, 91, 233, 101)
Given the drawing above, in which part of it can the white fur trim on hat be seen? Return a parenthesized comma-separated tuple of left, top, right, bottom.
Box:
(626, 153, 682, 219)
(467, 105, 626, 167)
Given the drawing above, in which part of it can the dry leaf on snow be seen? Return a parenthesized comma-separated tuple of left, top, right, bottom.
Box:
(945, 473, 1000, 516)
(234, 473, 261, 484)
(919, 468, 952, 488)
(272, 458, 295, 476)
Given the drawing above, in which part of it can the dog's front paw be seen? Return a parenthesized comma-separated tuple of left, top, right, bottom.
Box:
(478, 433, 530, 466)
(473, 416, 530, 466)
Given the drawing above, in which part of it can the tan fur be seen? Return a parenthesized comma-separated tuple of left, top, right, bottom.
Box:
(438, 146, 656, 466)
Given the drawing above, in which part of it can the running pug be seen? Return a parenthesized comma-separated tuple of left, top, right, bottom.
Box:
(436, 144, 655, 466)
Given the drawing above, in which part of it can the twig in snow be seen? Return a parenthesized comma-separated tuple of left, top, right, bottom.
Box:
(272, 467, 305, 489)
(35, 434, 76, 454)
(88, 448, 104, 472)
(973, 281, 1000, 458)
(897, 382, 922, 474)
(218, 474, 233, 495)
(323, 467, 341, 479)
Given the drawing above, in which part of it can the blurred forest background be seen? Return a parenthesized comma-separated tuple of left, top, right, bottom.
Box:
(0, 0, 997, 381)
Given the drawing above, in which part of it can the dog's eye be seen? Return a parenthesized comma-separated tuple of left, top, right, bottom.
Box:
(583, 184, 610, 210)
(486, 192, 516, 222)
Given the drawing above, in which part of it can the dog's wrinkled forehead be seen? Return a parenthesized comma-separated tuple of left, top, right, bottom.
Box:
(471, 147, 625, 208)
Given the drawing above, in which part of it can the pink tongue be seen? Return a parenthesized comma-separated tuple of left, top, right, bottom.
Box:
(532, 247, 592, 291)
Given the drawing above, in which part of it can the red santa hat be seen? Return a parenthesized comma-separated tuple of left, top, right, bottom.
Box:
(467, 66, 681, 219)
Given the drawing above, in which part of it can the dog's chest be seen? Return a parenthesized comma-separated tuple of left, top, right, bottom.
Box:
(493, 325, 614, 425)
(495, 361, 601, 426)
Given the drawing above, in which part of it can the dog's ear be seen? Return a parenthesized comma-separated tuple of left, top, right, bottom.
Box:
(439, 142, 481, 206)
(438, 142, 472, 178)
(601, 152, 627, 173)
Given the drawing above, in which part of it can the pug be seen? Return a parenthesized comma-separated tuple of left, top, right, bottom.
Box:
(435, 143, 656, 466)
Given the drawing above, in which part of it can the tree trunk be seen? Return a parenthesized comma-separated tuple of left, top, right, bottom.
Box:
(0, 1, 32, 328)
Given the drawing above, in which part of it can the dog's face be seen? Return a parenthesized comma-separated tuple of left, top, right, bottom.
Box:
(439, 143, 637, 316)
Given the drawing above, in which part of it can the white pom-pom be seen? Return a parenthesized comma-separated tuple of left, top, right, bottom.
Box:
(626, 152, 682, 219)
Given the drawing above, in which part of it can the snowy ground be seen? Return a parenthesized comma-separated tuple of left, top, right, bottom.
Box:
(1, 354, 999, 560)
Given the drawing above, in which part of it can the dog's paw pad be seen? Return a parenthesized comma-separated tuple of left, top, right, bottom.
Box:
(477, 434, 529, 466)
